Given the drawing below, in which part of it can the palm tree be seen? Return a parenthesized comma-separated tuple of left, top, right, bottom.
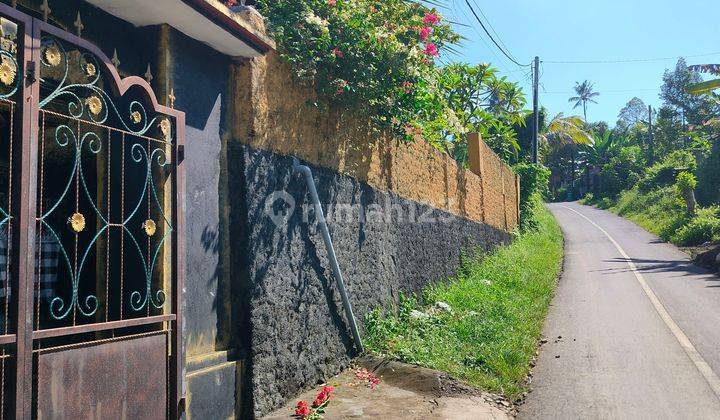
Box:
(540, 114, 594, 146)
(541, 114, 594, 199)
(568, 80, 600, 121)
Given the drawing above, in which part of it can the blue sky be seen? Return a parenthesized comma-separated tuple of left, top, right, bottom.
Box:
(444, 0, 720, 125)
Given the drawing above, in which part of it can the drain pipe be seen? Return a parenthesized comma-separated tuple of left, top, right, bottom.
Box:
(293, 158, 364, 353)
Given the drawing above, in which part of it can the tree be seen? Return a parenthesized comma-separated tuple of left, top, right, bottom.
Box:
(586, 129, 628, 168)
(514, 108, 546, 164)
(568, 80, 599, 121)
(540, 114, 594, 146)
(429, 63, 526, 164)
(617, 97, 649, 132)
(540, 113, 594, 199)
(660, 58, 707, 126)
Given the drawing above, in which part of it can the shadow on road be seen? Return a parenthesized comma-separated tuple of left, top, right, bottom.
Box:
(591, 257, 720, 285)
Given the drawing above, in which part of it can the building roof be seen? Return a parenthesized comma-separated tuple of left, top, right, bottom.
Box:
(86, 0, 275, 57)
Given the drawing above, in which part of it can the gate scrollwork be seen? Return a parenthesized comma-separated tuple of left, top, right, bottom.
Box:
(37, 34, 174, 324)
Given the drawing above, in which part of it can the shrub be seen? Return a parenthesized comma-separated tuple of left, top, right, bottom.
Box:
(676, 171, 698, 214)
(597, 197, 614, 209)
(611, 186, 688, 241)
(676, 171, 698, 191)
(638, 150, 697, 193)
(670, 206, 720, 246)
(256, 0, 526, 160)
(599, 146, 644, 198)
(579, 192, 594, 204)
(513, 163, 550, 231)
(697, 138, 720, 206)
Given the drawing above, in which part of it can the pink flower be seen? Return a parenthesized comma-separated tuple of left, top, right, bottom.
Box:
(335, 79, 348, 95)
(332, 47, 344, 58)
(328, 0, 337, 6)
(423, 43, 439, 56)
(402, 81, 413, 93)
(224, 0, 238, 7)
(368, 373, 381, 389)
(423, 12, 440, 25)
(419, 26, 432, 41)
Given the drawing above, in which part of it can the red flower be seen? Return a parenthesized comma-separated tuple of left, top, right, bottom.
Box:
(423, 12, 440, 25)
(419, 26, 432, 41)
(402, 81, 413, 93)
(332, 47, 344, 58)
(295, 401, 311, 418)
(328, 0, 337, 6)
(312, 385, 335, 407)
(423, 43, 439, 56)
(313, 393, 328, 407)
(224, 0, 238, 7)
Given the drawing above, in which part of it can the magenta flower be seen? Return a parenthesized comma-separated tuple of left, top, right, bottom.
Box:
(419, 26, 432, 41)
(424, 43, 439, 56)
(423, 12, 440, 25)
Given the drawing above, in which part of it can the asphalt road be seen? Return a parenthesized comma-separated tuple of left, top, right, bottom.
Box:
(519, 202, 720, 419)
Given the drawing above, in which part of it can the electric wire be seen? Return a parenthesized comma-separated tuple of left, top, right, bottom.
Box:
(544, 51, 720, 64)
(462, 0, 529, 67)
(451, 0, 514, 73)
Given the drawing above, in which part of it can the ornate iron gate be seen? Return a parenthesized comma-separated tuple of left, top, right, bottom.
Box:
(0, 3, 186, 418)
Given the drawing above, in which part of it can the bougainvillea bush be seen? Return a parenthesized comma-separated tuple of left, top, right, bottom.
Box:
(243, 0, 526, 162)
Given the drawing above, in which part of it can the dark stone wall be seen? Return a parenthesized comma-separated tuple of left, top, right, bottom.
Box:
(228, 143, 512, 417)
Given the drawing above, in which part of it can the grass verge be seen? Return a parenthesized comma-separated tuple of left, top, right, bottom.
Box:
(606, 186, 687, 240)
(364, 203, 563, 400)
(585, 187, 720, 246)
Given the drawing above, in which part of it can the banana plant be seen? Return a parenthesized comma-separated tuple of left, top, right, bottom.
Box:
(687, 64, 720, 94)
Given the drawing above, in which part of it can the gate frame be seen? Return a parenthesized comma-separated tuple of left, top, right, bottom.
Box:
(0, 3, 186, 418)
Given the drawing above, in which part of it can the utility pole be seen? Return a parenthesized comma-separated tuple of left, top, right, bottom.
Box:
(532, 56, 540, 164)
(648, 105, 654, 165)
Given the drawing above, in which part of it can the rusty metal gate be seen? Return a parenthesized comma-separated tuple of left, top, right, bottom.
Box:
(0, 3, 186, 418)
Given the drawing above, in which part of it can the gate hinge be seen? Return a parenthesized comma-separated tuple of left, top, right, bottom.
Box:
(177, 144, 185, 163)
(25, 60, 36, 84)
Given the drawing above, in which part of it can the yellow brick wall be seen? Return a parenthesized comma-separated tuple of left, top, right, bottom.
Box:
(231, 52, 519, 231)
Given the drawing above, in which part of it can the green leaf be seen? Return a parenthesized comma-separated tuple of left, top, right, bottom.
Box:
(687, 78, 720, 95)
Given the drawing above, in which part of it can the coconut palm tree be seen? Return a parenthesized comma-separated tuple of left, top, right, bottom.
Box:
(568, 80, 600, 121)
(541, 113, 594, 200)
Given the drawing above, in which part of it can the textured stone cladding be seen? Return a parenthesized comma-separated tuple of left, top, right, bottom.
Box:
(229, 143, 512, 416)
(231, 51, 519, 231)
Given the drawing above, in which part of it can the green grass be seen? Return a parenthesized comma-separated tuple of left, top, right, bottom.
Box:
(364, 204, 563, 400)
(609, 186, 688, 240)
(586, 186, 720, 246)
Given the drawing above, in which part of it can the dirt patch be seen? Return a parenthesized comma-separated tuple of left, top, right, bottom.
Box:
(683, 242, 720, 271)
(262, 356, 513, 419)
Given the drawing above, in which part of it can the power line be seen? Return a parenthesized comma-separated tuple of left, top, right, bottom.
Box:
(463, 0, 529, 68)
(470, 0, 510, 52)
(541, 88, 660, 95)
(544, 51, 720, 64)
(451, 0, 514, 73)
